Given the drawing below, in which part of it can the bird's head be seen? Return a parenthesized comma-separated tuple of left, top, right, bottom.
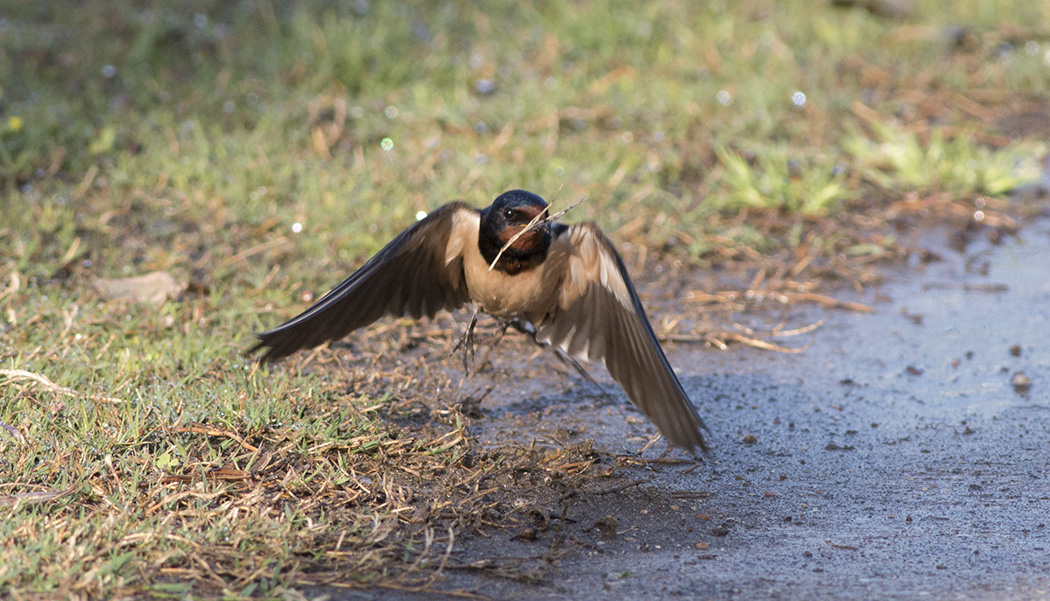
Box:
(487, 189, 549, 231)
(478, 190, 552, 273)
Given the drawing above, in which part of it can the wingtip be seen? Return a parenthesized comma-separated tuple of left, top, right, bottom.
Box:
(244, 338, 267, 363)
(664, 412, 710, 454)
(693, 436, 712, 456)
(670, 431, 710, 456)
(245, 332, 282, 364)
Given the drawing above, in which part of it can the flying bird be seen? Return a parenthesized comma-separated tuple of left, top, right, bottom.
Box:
(251, 190, 708, 451)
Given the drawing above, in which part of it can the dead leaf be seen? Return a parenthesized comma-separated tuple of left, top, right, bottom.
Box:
(158, 468, 252, 485)
(93, 271, 182, 305)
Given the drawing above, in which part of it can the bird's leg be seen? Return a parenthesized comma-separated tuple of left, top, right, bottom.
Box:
(465, 319, 513, 377)
(553, 347, 600, 385)
(509, 321, 600, 385)
(492, 319, 513, 345)
(450, 306, 480, 373)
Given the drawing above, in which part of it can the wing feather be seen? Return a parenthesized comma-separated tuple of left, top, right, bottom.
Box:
(535, 223, 707, 451)
(251, 203, 477, 362)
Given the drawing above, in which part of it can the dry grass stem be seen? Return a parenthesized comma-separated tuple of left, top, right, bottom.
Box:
(488, 196, 590, 271)
(0, 369, 127, 404)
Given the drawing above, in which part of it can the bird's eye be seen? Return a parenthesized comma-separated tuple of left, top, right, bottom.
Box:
(502, 208, 516, 220)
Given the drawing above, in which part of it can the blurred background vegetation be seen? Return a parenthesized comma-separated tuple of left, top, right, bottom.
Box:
(1, 0, 1048, 597)
(2, 0, 1047, 290)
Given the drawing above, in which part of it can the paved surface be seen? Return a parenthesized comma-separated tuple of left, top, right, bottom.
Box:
(332, 218, 1050, 600)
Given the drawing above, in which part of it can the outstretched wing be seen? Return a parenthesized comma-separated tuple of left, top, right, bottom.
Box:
(251, 203, 478, 362)
(534, 223, 707, 451)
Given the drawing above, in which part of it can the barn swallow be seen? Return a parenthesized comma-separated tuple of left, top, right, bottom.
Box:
(251, 190, 708, 451)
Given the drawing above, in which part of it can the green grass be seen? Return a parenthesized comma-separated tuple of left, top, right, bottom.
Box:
(846, 121, 1044, 196)
(1, 0, 1049, 597)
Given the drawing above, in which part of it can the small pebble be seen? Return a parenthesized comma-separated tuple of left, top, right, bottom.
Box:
(512, 527, 537, 541)
(1012, 371, 1032, 394)
(592, 515, 620, 539)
